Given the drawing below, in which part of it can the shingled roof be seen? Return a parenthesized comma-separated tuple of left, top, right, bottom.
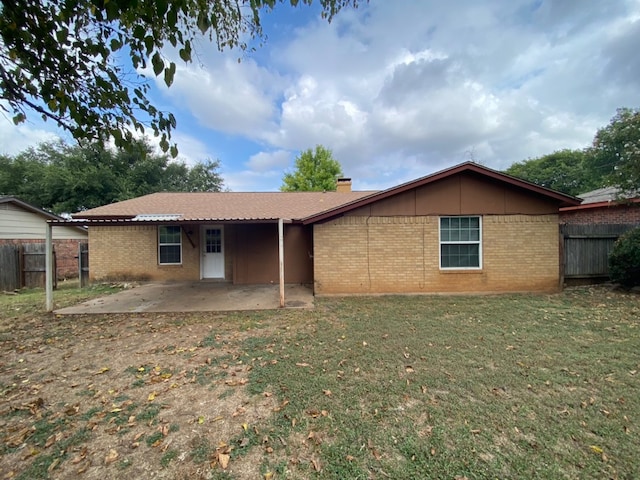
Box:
(72, 191, 376, 222)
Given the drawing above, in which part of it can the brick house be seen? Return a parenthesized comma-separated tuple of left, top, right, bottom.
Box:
(559, 186, 640, 225)
(0, 196, 88, 279)
(61, 162, 579, 294)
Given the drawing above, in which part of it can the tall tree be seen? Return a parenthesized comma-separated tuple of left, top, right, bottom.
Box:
(589, 107, 640, 197)
(0, 0, 360, 155)
(0, 139, 225, 213)
(504, 149, 599, 196)
(280, 145, 344, 192)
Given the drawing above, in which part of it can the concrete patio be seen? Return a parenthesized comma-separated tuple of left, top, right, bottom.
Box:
(54, 282, 314, 314)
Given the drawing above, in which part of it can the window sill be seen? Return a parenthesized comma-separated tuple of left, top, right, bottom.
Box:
(439, 269, 483, 274)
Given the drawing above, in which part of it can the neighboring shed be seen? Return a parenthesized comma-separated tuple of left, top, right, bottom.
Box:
(0, 196, 87, 279)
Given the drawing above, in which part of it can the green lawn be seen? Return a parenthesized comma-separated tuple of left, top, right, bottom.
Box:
(0, 285, 638, 479)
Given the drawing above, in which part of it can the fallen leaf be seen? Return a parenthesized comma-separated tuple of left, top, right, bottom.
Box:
(95, 367, 110, 375)
(104, 449, 119, 464)
(311, 457, 322, 472)
(198, 415, 205, 424)
(47, 458, 60, 473)
(264, 472, 274, 480)
(346, 455, 355, 461)
(296, 362, 311, 367)
(218, 453, 230, 469)
(148, 392, 157, 402)
(590, 445, 604, 454)
(405, 366, 415, 373)
(263, 391, 272, 397)
(323, 390, 332, 396)
(242, 422, 248, 431)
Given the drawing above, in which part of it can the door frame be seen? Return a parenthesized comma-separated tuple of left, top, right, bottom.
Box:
(200, 225, 225, 279)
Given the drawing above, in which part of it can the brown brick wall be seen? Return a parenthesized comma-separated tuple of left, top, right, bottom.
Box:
(313, 214, 560, 294)
(560, 203, 640, 225)
(89, 225, 201, 282)
(0, 238, 83, 279)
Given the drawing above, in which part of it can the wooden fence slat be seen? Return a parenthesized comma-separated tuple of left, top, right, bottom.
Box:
(0, 245, 21, 291)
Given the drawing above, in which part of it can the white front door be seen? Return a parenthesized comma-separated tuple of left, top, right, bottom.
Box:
(201, 226, 224, 279)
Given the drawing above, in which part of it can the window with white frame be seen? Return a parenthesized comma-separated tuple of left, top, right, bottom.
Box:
(439, 216, 482, 269)
(158, 226, 182, 265)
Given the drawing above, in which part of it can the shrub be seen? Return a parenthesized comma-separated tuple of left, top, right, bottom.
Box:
(609, 226, 640, 288)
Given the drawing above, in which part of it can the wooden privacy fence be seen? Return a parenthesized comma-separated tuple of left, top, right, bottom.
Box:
(561, 224, 636, 280)
(0, 243, 57, 291)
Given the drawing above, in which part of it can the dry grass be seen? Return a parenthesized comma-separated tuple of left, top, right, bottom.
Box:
(0, 284, 638, 479)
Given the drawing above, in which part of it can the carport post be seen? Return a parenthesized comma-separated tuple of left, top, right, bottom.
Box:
(278, 218, 285, 308)
(45, 222, 54, 311)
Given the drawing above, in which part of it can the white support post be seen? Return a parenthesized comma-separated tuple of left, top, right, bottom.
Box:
(278, 218, 285, 308)
(45, 222, 54, 312)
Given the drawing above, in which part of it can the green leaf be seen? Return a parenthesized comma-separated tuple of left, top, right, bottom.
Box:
(197, 13, 210, 34)
(164, 62, 176, 87)
(144, 36, 154, 55)
(156, 0, 168, 17)
(167, 6, 178, 27)
(151, 52, 164, 76)
(12, 113, 26, 125)
(179, 40, 191, 62)
(110, 38, 122, 52)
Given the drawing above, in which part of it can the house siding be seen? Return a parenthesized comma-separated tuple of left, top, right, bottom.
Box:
(0, 203, 87, 240)
(313, 214, 560, 294)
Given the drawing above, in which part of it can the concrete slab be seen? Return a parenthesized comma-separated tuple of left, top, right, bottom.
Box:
(54, 282, 314, 314)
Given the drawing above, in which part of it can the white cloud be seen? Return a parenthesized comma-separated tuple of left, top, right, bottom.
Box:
(0, 117, 62, 156)
(246, 150, 291, 171)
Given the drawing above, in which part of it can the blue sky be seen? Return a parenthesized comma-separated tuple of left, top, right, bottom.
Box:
(2, 0, 640, 192)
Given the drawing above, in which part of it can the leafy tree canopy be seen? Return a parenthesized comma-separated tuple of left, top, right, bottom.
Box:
(504, 149, 596, 196)
(0, 139, 225, 213)
(0, 0, 360, 155)
(280, 145, 344, 192)
(590, 107, 640, 197)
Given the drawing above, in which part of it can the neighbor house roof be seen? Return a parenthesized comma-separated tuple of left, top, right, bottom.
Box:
(560, 186, 640, 212)
(1, 196, 88, 234)
(1, 196, 65, 221)
(302, 161, 581, 224)
(70, 191, 376, 223)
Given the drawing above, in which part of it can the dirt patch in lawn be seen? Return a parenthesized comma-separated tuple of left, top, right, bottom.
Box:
(0, 312, 280, 480)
